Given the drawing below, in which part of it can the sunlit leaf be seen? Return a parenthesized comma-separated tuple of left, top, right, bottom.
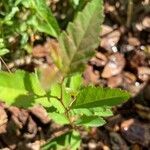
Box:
(0, 49, 9, 56)
(0, 70, 50, 107)
(71, 106, 113, 117)
(48, 112, 69, 125)
(71, 86, 131, 109)
(50, 83, 71, 113)
(3, 7, 19, 23)
(30, 0, 60, 37)
(69, 0, 80, 9)
(42, 131, 81, 150)
(64, 73, 83, 94)
(75, 116, 106, 127)
(59, 0, 104, 74)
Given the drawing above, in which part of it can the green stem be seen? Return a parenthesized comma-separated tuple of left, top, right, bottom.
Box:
(45, 78, 76, 129)
(49, 95, 60, 101)
(59, 78, 75, 129)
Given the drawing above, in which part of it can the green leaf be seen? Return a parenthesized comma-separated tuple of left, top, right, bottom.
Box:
(50, 84, 71, 113)
(69, 0, 80, 9)
(3, 7, 19, 23)
(0, 39, 9, 56)
(0, 49, 9, 56)
(59, 0, 104, 74)
(71, 108, 93, 116)
(75, 116, 106, 127)
(71, 86, 131, 109)
(64, 73, 83, 105)
(71, 106, 113, 117)
(0, 38, 9, 56)
(48, 112, 69, 125)
(0, 70, 50, 107)
(64, 73, 83, 92)
(91, 106, 113, 116)
(28, 16, 57, 36)
(47, 84, 65, 113)
(30, 0, 60, 38)
(34, 96, 51, 108)
(42, 131, 81, 150)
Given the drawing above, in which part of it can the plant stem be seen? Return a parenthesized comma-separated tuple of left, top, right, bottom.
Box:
(49, 95, 60, 101)
(59, 78, 75, 129)
(45, 126, 72, 144)
(126, 0, 133, 28)
(0, 57, 11, 73)
(47, 78, 76, 129)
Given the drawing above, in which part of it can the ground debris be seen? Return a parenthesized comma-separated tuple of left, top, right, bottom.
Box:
(100, 25, 121, 52)
(102, 53, 126, 78)
(30, 105, 50, 124)
(110, 132, 128, 150)
(120, 119, 150, 147)
(0, 106, 7, 134)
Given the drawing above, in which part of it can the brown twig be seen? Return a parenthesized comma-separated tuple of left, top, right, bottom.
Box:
(0, 57, 11, 73)
(45, 125, 72, 143)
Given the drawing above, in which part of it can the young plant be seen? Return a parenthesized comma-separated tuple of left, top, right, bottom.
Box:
(0, 0, 130, 149)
